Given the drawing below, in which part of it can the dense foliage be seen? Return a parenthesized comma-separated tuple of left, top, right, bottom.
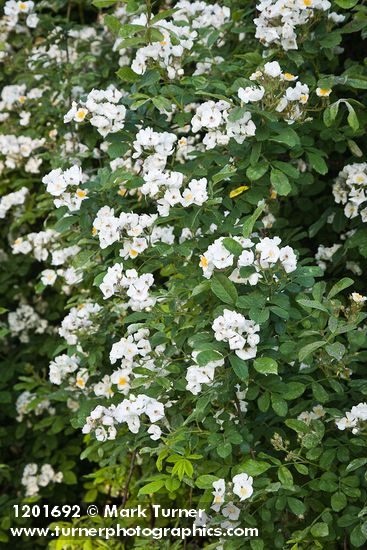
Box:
(1, 0, 367, 548)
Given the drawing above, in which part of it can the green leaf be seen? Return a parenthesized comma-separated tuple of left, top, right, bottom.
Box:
(116, 66, 139, 82)
(249, 142, 262, 166)
(285, 419, 309, 433)
(269, 305, 289, 320)
(239, 459, 271, 476)
(217, 442, 232, 458)
(254, 357, 278, 375)
(335, 0, 358, 7)
(303, 433, 321, 449)
(242, 203, 266, 237)
(191, 281, 210, 297)
(325, 342, 346, 360)
(350, 524, 367, 548)
(139, 480, 165, 495)
(288, 497, 306, 516)
(54, 215, 78, 233)
(320, 32, 342, 49)
(212, 164, 237, 184)
(223, 237, 243, 256)
(323, 101, 340, 126)
(150, 8, 178, 23)
(346, 458, 367, 473)
(196, 349, 223, 366)
(294, 463, 309, 475)
(331, 492, 347, 512)
(152, 96, 172, 112)
(272, 161, 299, 179)
(229, 355, 249, 381)
(346, 76, 367, 89)
(270, 168, 291, 196)
(84, 489, 98, 502)
(165, 478, 180, 492)
(104, 14, 121, 33)
(211, 274, 238, 305)
(228, 106, 249, 122)
(348, 139, 363, 157)
(298, 341, 326, 362)
(62, 471, 77, 484)
(340, 17, 367, 34)
(171, 458, 194, 480)
(249, 306, 269, 325)
(282, 382, 306, 400)
(118, 23, 145, 38)
(310, 523, 329, 538)
(296, 299, 329, 313)
(278, 466, 293, 488)
(307, 152, 328, 175)
(258, 391, 270, 412)
(312, 382, 329, 403)
(271, 128, 299, 148)
(271, 395, 288, 416)
(195, 394, 211, 416)
(93, 0, 120, 7)
(246, 162, 268, 181)
(195, 475, 219, 489)
(327, 277, 354, 299)
(345, 101, 359, 131)
(149, 28, 165, 42)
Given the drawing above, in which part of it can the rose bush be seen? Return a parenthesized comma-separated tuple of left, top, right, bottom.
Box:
(1, 0, 367, 548)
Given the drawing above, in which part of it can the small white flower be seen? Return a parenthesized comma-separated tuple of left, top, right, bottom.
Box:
(316, 87, 332, 97)
(147, 425, 162, 440)
(238, 86, 265, 104)
(351, 292, 367, 304)
(222, 501, 240, 520)
(263, 61, 282, 78)
(232, 473, 253, 501)
(41, 269, 57, 286)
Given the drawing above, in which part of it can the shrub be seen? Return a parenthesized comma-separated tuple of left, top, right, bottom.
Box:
(1, 0, 367, 548)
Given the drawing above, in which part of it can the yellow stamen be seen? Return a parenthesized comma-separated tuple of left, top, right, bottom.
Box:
(130, 249, 138, 258)
(76, 110, 87, 121)
(319, 88, 331, 96)
(76, 189, 87, 198)
(18, 95, 26, 104)
(118, 377, 127, 386)
(92, 227, 97, 236)
(200, 255, 208, 268)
